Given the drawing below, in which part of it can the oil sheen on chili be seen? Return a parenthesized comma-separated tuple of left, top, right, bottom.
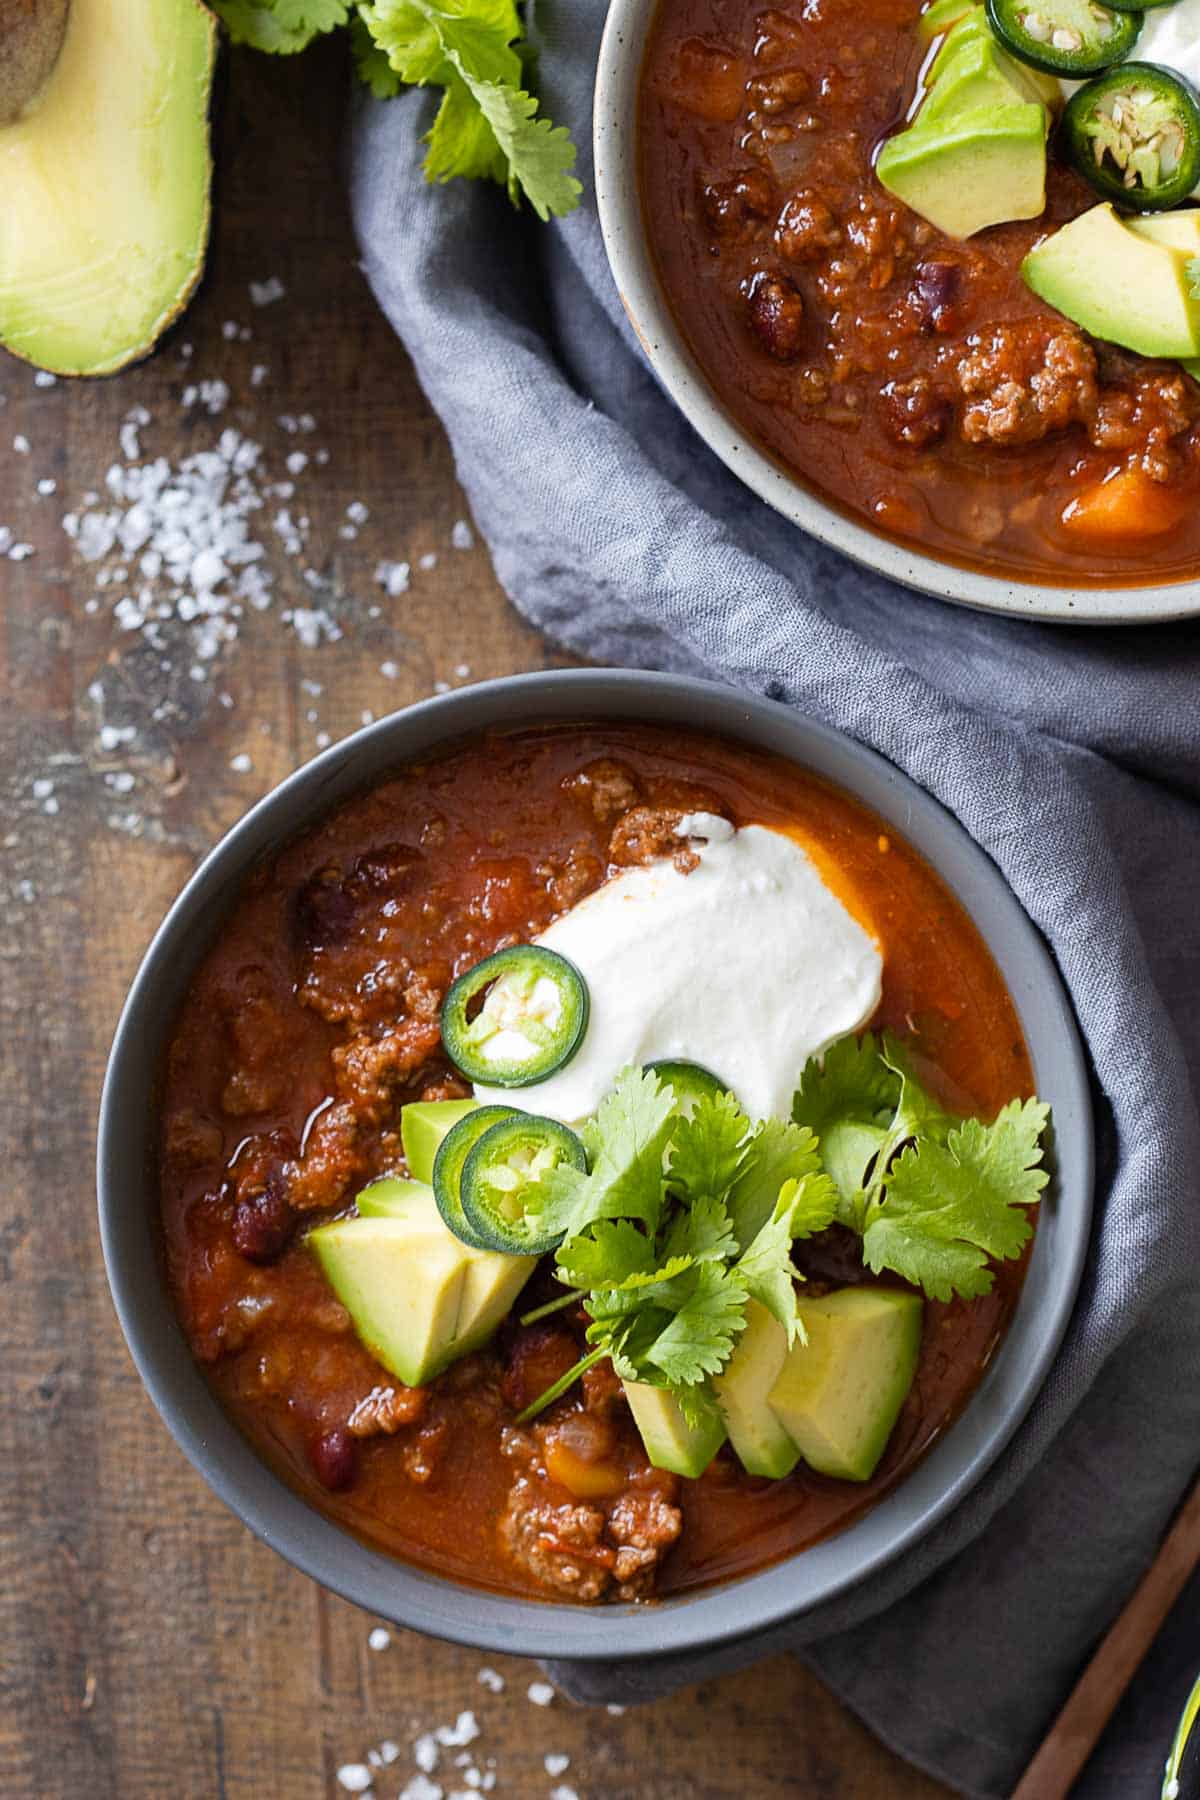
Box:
(160, 725, 1034, 1603)
(638, 0, 1200, 584)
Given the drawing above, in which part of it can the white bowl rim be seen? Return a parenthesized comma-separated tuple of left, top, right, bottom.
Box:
(591, 0, 1200, 626)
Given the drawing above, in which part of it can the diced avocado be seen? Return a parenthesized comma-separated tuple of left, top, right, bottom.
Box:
(925, 11, 1057, 103)
(713, 1300, 800, 1479)
(1129, 212, 1200, 255)
(767, 1287, 923, 1483)
(921, 38, 1050, 124)
(877, 104, 1047, 240)
(918, 0, 979, 41)
(1022, 203, 1200, 359)
(401, 1098, 478, 1186)
(624, 1381, 726, 1478)
(353, 1175, 535, 1348)
(0, 0, 216, 376)
(356, 1176, 443, 1227)
(309, 1218, 468, 1388)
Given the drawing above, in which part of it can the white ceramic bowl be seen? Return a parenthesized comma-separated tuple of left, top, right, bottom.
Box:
(592, 0, 1200, 625)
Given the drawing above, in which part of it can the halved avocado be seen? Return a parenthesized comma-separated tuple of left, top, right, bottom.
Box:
(0, 0, 216, 376)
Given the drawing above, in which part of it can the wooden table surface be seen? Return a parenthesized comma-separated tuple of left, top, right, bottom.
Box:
(0, 42, 955, 1800)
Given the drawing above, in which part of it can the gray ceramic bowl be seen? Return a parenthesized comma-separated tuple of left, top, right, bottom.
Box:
(592, 1, 1200, 626)
(98, 669, 1093, 1661)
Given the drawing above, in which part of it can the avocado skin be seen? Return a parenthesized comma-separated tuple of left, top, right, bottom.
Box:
(0, 0, 218, 377)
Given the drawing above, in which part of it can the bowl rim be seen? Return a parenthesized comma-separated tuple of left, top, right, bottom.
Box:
(97, 667, 1094, 1661)
(591, 0, 1200, 627)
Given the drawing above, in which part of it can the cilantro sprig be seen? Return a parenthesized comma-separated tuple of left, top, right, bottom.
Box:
(213, 0, 581, 220)
(512, 1037, 1051, 1426)
(515, 1072, 836, 1423)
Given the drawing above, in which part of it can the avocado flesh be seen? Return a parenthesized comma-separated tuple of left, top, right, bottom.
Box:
(712, 1299, 800, 1479)
(767, 1287, 923, 1483)
(1023, 203, 1200, 359)
(926, 9, 1057, 102)
(401, 1098, 479, 1186)
(1129, 212, 1200, 255)
(0, 0, 215, 376)
(352, 1174, 536, 1349)
(876, 104, 1048, 240)
(309, 1218, 469, 1389)
(921, 39, 1050, 123)
(918, 0, 978, 41)
(623, 1381, 726, 1478)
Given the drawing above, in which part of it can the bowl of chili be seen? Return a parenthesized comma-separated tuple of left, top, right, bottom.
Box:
(97, 669, 1093, 1660)
(593, 0, 1200, 621)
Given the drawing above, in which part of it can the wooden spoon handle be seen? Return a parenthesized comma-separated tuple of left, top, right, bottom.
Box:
(1012, 1472, 1200, 1800)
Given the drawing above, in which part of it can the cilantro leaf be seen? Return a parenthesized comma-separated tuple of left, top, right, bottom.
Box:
(443, 59, 582, 218)
(556, 1219, 656, 1290)
(531, 1065, 676, 1242)
(727, 1117, 824, 1250)
(779, 1170, 839, 1239)
(735, 1198, 803, 1343)
(215, 0, 350, 52)
(361, 0, 581, 218)
(351, 11, 402, 95)
(640, 1262, 749, 1387)
(792, 1032, 900, 1227)
(660, 1191, 738, 1267)
(667, 1089, 751, 1207)
(862, 1098, 1050, 1301)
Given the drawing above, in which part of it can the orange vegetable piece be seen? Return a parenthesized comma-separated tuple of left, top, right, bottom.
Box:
(543, 1439, 627, 1501)
(1060, 466, 1188, 543)
(665, 38, 748, 121)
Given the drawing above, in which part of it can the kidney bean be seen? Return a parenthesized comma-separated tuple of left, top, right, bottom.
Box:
(310, 1426, 358, 1491)
(231, 1173, 294, 1264)
(744, 271, 806, 361)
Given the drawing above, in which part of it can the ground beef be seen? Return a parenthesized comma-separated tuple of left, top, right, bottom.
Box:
(956, 322, 1098, 447)
(1088, 370, 1195, 482)
(607, 1489, 684, 1595)
(501, 1325, 583, 1415)
(744, 270, 806, 362)
(219, 975, 291, 1117)
(562, 757, 641, 822)
(347, 1382, 429, 1437)
(404, 1415, 450, 1483)
(879, 376, 949, 450)
(701, 166, 775, 239)
(775, 190, 840, 261)
(332, 1016, 443, 1118)
(420, 1074, 471, 1103)
(498, 1428, 683, 1601)
(539, 844, 605, 913)
(581, 1358, 625, 1419)
(609, 804, 698, 873)
(746, 67, 810, 113)
(284, 1100, 366, 1212)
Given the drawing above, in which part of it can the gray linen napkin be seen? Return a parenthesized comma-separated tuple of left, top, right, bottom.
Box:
(349, 12, 1200, 1791)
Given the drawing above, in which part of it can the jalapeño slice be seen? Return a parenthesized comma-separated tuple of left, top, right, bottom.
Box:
(441, 945, 589, 1088)
(460, 1114, 588, 1256)
(645, 1058, 732, 1117)
(432, 1104, 518, 1248)
(986, 0, 1140, 77)
(1063, 64, 1200, 207)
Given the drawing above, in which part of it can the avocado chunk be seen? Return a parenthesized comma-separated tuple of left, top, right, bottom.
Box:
(624, 1381, 726, 1478)
(1129, 212, 1200, 255)
(918, 0, 979, 41)
(309, 1217, 468, 1388)
(767, 1287, 923, 1483)
(401, 1098, 479, 1186)
(921, 38, 1050, 123)
(712, 1300, 801, 1479)
(877, 103, 1047, 239)
(353, 1175, 536, 1349)
(1022, 203, 1200, 359)
(0, 0, 216, 376)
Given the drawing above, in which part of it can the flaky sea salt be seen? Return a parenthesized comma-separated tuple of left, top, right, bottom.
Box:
(336, 1764, 373, 1793)
(527, 1682, 555, 1708)
(375, 559, 410, 597)
(434, 1713, 479, 1749)
(368, 1627, 391, 1652)
(451, 520, 474, 550)
(400, 1778, 442, 1800)
(250, 275, 286, 307)
(13, 433, 30, 454)
(544, 1755, 570, 1777)
(476, 1669, 504, 1694)
(550, 1786, 579, 1800)
(229, 753, 252, 774)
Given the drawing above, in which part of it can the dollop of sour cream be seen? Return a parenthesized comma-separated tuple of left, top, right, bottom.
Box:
(473, 815, 883, 1124)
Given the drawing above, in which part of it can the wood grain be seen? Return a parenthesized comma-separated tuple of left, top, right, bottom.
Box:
(0, 39, 953, 1800)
